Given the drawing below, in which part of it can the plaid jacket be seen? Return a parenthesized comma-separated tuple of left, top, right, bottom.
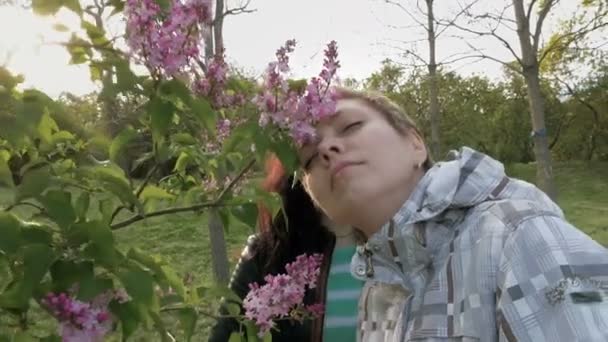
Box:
(351, 147, 608, 341)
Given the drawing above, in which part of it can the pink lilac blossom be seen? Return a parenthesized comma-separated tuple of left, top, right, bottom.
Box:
(193, 54, 234, 109)
(43, 289, 131, 342)
(256, 40, 341, 145)
(243, 253, 324, 337)
(125, 0, 213, 76)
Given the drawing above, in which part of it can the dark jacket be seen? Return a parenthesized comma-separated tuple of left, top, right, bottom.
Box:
(208, 177, 337, 341)
(208, 234, 335, 342)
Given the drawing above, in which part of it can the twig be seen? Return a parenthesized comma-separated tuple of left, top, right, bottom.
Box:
(110, 159, 256, 230)
(110, 202, 225, 229)
(136, 164, 159, 198)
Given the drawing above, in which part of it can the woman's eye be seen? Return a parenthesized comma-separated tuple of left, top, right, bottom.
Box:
(342, 121, 362, 133)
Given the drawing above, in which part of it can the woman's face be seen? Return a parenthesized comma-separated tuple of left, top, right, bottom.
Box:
(298, 98, 427, 228)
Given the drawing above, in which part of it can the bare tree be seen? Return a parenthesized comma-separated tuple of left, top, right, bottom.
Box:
(204, 0, 256, 62)
(447, 0, 608, 199)
(381, 0, 480, 158)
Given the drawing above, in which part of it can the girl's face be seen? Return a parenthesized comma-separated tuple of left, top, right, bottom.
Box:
(298, 98, 427, 229)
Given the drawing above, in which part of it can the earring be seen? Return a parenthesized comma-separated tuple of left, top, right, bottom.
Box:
(415, 161, 423, 169)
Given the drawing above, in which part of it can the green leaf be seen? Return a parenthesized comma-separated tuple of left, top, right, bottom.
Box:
(150, 311, 173, 342)
(154, 0, 171, 11)
(190, 98, 216, 134)
(171, 133, 197, 146)
(77, 275, 113, 302)
(0, 279, 28, 310)
(108, 0, 125, 15)
(270, 138, 298, 173)
(81, 20, 105, 41)
(109, 300, 141, 340)
(115, 60, 138, 93)
(89, 64, 102, 82)
(20, 224, 53, 245)
(15, 167, 50, 202)
(11, 332, 37, 342)
(149, 97, 175, 144)
(127, 248, 185, 298)
(140, 185, 175, 202)
(50, 260, 94, 291)
(73, 220, 116, 266)
(228, 332, 244, 342)
(98, 198, 114, 225)
(109, 127, 137, 164)
(197, 285, 242, 304)
(21, 244, 55, 299)
(176, 307, 198, 342)
(39, 335, 61, 342)
(231, 203, 258, 229)
(225, 302, 242, 316)
(62, 0, 83, 15)
(37, 112, 60, 148)
(119, 266, 157, 309)
(0, 212, 22, 255)
(244, 321, 261, 342)
(93, 166, 142, 212)
(32, 0, 62, 15)
(52, 23, 70, 32)
(66, 34, 92, 65)
(50, 131, 75, 145)
(0, 151, 14, 189)
(39, 190, 77, 230)
(173, 152, 192, 174)
(159, 79, 193, 107)
(74, 192, 90, 220)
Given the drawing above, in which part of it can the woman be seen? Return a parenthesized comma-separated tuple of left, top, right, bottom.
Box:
(297, 88, 608, 341)
(208, 155, 363, 341)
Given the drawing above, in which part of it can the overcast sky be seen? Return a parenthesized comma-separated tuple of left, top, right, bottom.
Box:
(0, 0, 581, 98)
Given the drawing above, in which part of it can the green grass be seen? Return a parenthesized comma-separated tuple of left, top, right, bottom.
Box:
(1, 161, 606, 340)
(507, 161, 608, 246)
(110, 212, 253, 341)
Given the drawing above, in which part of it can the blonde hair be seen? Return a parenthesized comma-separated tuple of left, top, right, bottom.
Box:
(334, 87, 434, 169)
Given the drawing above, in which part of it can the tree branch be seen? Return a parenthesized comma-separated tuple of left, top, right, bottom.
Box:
(222, 0, 256, 18)
(533, 0, 557, 53)
(136, 164, 159, 198)
(110, 159, 256, 230)
(526, 0, 538, 23)
(538, 17, 608, 64)
(448, 18, 523, 65)
(435, 0, 481, 38)
(384, 0, 428, 28)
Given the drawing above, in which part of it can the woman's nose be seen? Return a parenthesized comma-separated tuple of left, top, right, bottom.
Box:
(318, 138, 343, 165)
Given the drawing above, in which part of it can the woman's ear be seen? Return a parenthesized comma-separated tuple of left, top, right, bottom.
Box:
(408, 129, 428, 160)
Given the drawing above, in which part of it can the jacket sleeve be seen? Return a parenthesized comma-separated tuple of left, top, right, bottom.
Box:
(496, 215, 608, 342)
(208, 236, 263, 342)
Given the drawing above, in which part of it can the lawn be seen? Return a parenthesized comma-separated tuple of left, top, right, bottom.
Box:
(506, 161, 608, 246)
(1, 161, 606, 340)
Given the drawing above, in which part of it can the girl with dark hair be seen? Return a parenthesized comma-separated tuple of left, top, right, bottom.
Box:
(208, 155, 363, 341)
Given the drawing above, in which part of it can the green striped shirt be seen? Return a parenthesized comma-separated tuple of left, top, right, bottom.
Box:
(323, 245, 363, 340)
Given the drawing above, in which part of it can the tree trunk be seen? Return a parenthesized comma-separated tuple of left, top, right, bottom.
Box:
(426, 0, 441, 159)
(204, 30, 214, 64)
(213, 0, 225, 56)
(512, 0, 557, 199)
(207, 209, 230, 284)
(522, 70, 557, 199)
